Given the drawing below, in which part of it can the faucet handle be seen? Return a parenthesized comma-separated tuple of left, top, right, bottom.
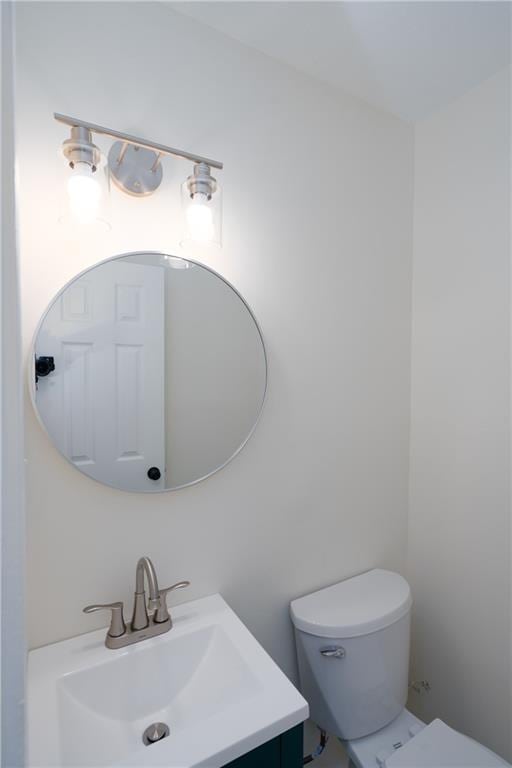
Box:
(83, 601, 126, 638)
(154, 582, 190, 625)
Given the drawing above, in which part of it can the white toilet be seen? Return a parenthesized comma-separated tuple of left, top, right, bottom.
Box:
(291, 569, 510, 767)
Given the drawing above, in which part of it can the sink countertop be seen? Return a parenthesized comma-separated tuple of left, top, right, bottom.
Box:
(28, 593, 309, 768)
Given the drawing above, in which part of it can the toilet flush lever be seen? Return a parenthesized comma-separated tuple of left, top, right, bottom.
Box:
(320, 646, 345, 659)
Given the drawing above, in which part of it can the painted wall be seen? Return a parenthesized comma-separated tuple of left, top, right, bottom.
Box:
(15, 1, 414, 683)
(1, 3, 26, 765)
(408, 69, 511, 759)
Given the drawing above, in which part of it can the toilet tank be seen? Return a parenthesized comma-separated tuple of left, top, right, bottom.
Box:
(291, 569, 412, 741)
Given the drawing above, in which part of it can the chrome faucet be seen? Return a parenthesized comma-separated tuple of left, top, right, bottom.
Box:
(83, 556, 190, 649)
(132, 556, 161, 630)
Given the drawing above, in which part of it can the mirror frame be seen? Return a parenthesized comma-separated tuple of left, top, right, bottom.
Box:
(29, 251, 268, 493)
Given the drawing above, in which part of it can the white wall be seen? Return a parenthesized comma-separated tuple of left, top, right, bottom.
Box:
(408, 69, 511, 759)
(1, 3, 25, 765)
(15, 1, 414, 683)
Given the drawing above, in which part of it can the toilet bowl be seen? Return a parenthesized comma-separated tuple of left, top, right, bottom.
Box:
(290, 569, 510, 768)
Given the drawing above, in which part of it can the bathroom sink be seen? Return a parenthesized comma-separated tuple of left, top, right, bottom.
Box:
(28, 594, 308, 767)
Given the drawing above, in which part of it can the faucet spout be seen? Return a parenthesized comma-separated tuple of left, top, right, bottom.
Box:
(135, 556, 160, 603)
(132, 556, 161, 630)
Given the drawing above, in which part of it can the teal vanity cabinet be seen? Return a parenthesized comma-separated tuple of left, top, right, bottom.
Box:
(223, 724, 304, 768)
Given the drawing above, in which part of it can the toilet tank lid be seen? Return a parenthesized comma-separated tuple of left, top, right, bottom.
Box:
(385, 719, 510, 767)
(290, 569, 412, 638)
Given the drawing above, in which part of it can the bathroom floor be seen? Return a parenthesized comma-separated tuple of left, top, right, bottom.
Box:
(304, 722, 349, 767)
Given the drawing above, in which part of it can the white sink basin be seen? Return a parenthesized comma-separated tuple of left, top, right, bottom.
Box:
(28, 594, 308, 767)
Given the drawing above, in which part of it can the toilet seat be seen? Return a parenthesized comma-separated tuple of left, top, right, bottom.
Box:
(345, 709, 425, 768)
(345, 712, 510, 768)
(385, 719, 509, 767)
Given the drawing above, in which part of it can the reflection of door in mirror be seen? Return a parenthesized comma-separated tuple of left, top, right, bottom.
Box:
(35, 261, 165, 490)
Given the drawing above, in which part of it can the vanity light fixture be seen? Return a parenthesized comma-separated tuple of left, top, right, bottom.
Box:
(55, 113, 223, 245)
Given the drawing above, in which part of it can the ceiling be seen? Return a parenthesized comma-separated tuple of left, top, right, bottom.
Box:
(170, 1, 510, 122)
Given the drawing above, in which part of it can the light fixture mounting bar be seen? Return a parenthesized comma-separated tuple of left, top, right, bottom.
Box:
(54, 113, 223, 170)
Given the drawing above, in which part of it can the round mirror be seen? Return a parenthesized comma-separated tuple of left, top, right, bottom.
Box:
(31, 252, 267, 492)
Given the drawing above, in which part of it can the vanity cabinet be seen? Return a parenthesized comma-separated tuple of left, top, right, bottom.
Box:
(223, 724, 304, 768)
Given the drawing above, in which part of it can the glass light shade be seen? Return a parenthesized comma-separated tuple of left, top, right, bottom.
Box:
(67, 163, 102, 223)
(61, 161, 111, 231)
(181, 182, 222, 248)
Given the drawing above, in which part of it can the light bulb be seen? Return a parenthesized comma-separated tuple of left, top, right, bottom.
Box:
(67, 162, 102, 225)
(162, 255, 191, 269)
(185, 192, 214, 243)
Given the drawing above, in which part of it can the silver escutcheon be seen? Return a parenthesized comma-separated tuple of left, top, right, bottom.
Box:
(320, 646, 346, 659)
